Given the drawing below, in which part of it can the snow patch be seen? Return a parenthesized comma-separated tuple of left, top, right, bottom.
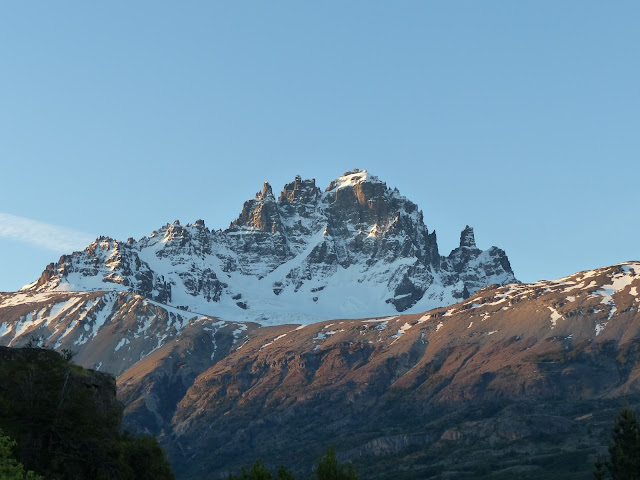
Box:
(88, 294, 117, 339)
(391, 323, 412, 343)
(328, 169, 379, 191)
(548, 306, 563, 328)
(314, 329, 344, 340)
(590, 271, 635, 320)
(114, 338, 130, 351)
(362, 316, 398, 323)
(260, 333, 287, 350)
(47, 298, 84, 324)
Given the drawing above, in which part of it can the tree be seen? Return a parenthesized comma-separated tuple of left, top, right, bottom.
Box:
(595, 407, 640, 479)
(227, 460, 296, 480)
(312, 446, 358, 480)
(0, 429, 44, 480)
(594, 456, 605, 480)
(118, 432, 175, 480)
(276, 465, 297, 480)
(226, 446, 358, 480)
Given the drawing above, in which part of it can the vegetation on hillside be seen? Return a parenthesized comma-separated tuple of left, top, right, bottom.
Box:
(228, 446, 358, 480)
(0, 346, 174, 480)
(595, 407, 640, 479)
(0, 428, 43, 480)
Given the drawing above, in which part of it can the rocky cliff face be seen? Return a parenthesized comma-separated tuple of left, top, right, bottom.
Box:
(20, 169, 516, 325)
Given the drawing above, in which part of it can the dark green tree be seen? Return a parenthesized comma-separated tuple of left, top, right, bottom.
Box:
(276, 465, 297, 480)
(595, 407, 640, 479)
(226, 446, 358, 480)
(118, 432, 175, 480)
(0, 347, 175, 480)
(228, 460, 296, 480)
(594, 456, 605, 480)
(0, 429, 44, 480)
(312, 446, 358, 480)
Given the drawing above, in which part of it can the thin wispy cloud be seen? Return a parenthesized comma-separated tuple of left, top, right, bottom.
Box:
(0, 213, 95, 252)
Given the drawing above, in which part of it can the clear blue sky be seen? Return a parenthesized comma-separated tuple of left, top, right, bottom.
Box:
(1, 1, 638, 292)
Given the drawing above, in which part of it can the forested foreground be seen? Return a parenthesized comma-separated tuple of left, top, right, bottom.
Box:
(0, 346, 174, 479)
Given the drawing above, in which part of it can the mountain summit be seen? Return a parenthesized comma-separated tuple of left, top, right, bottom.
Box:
(22, 169, 516, 324)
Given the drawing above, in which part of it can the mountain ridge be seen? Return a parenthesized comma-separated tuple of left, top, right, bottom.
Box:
(20, 169, 516, 325)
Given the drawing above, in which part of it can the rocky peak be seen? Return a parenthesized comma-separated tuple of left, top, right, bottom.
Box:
(229, 181, 283, 233)
(162, 222, 189, 243)
(459, 225, 477, 248)
(261, 181, 274, 199)
(324, 169, 379, 192)
(278, 175, 321, 205)
(324, 169, 384, 208)
(88, 236, 119, 252)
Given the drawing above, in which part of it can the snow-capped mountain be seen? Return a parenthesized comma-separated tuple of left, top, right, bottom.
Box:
(21, 169, 516, 325)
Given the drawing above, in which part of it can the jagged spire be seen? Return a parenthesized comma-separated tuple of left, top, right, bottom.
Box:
(261, 182, 273, 198)
(460, 225, 476, 248)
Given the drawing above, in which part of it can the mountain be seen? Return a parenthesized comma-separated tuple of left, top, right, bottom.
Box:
(6, 168, 638, 478)
(2, 261, 640, 478)
(19, 169, 516, 325)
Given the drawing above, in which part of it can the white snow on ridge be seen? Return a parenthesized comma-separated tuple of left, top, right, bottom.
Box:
(621, 264, 638, 274)
(0, 292, 64, 308)
(328, 169, 379, 191)
(260, 333, 288, 350)
(362, 316, 398, 323)
(589, 267, 637, 320)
